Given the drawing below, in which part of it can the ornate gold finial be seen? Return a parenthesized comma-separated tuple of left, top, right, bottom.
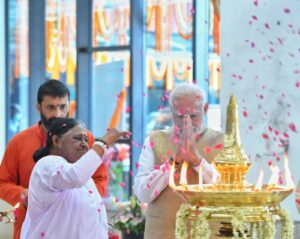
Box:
(215, 95, 251, 190)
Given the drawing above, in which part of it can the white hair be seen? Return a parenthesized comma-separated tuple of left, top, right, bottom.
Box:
(168, 83, 207, 108)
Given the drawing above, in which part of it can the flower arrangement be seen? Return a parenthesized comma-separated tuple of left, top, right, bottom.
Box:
(112, 196, 146, 236)
(176, 204, 211, 239)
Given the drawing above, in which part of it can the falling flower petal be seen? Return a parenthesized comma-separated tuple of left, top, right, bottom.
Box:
(214, 144, 223, 150)
(279, 176, 284, 185)
(125, 106, 131, 113)
(149, 140, 155, 149)
(120, 182, 126, 189)
(289, 123, 297, 132)
(283, 133, 289, 138)
(13, 207, 20, 219)
(268, 126, 273, 132)
(264, 23, 270, 29)
(154, 165, 160, 170)
(262, 133, 269, 139)
(276, 156, 280, 162)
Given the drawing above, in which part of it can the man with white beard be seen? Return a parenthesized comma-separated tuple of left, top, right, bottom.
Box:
(134, 83, 223, 239)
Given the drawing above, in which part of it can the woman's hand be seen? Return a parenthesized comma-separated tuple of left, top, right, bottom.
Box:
(101, 128, 130, 146)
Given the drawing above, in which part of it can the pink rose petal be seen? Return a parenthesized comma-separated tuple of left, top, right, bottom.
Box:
(289, 123, 297, 132)
(262, 133, 269, 139)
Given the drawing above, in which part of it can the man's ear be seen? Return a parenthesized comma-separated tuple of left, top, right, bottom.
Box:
(36, 103, 41, 114)
(204, 103, 208, 114)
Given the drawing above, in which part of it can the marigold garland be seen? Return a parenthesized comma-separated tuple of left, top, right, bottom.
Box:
(278, 208, 294, 239)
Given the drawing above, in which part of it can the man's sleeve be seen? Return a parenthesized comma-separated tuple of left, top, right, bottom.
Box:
(87, 131, 109, 197)
(0, 140, 24, 206)
(134, 136, 170, 203)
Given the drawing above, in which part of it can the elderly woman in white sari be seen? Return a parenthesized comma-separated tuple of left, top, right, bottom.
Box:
(21, 118, 129, 239)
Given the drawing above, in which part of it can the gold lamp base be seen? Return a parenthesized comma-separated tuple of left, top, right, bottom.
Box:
(174, 184, 293, 207)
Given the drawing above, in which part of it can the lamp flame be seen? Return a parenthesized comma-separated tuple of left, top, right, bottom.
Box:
(179, 161, 188, 187)
(169, 160, 176, 189)
(255, 169, 264, 190)
(268, 164, 280, 186)
(284, 153, 295, 188)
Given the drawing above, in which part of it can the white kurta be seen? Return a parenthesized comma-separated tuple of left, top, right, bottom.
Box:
(134, 136, 220, 203)
(21, 150, 108, 239)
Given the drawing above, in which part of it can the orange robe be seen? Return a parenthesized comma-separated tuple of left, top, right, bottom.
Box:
(0, 123, 108, 239)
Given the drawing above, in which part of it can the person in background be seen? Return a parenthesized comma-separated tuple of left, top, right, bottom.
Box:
(0, 79, 108, 239)
(134, 83, 223, 239)
(20, 118, 129, 239)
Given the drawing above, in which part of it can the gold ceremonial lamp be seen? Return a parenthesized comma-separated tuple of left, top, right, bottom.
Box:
(170, 95, 294, 239)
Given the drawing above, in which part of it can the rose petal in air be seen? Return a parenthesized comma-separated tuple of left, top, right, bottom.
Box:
(289, 123, 297, 132)
(262, 133, 269, 139)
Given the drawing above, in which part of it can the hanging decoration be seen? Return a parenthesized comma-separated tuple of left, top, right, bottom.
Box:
(94, 10, 115, 42)
(211, 0, 220, 54)
(208, 57, 221, 93)
(146, 0, 194, 52)
(173, 1, 193, 40)
(93, 0, 130, 46)
(45, 0, 77, 85)
(14, 0, 29, 79)
(147, 55, 193, 90)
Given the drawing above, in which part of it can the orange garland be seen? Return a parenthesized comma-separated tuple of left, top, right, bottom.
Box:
(155, 5, 162, 52)
(173, 3, 193, 40)
(211, 0, 220, 54)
